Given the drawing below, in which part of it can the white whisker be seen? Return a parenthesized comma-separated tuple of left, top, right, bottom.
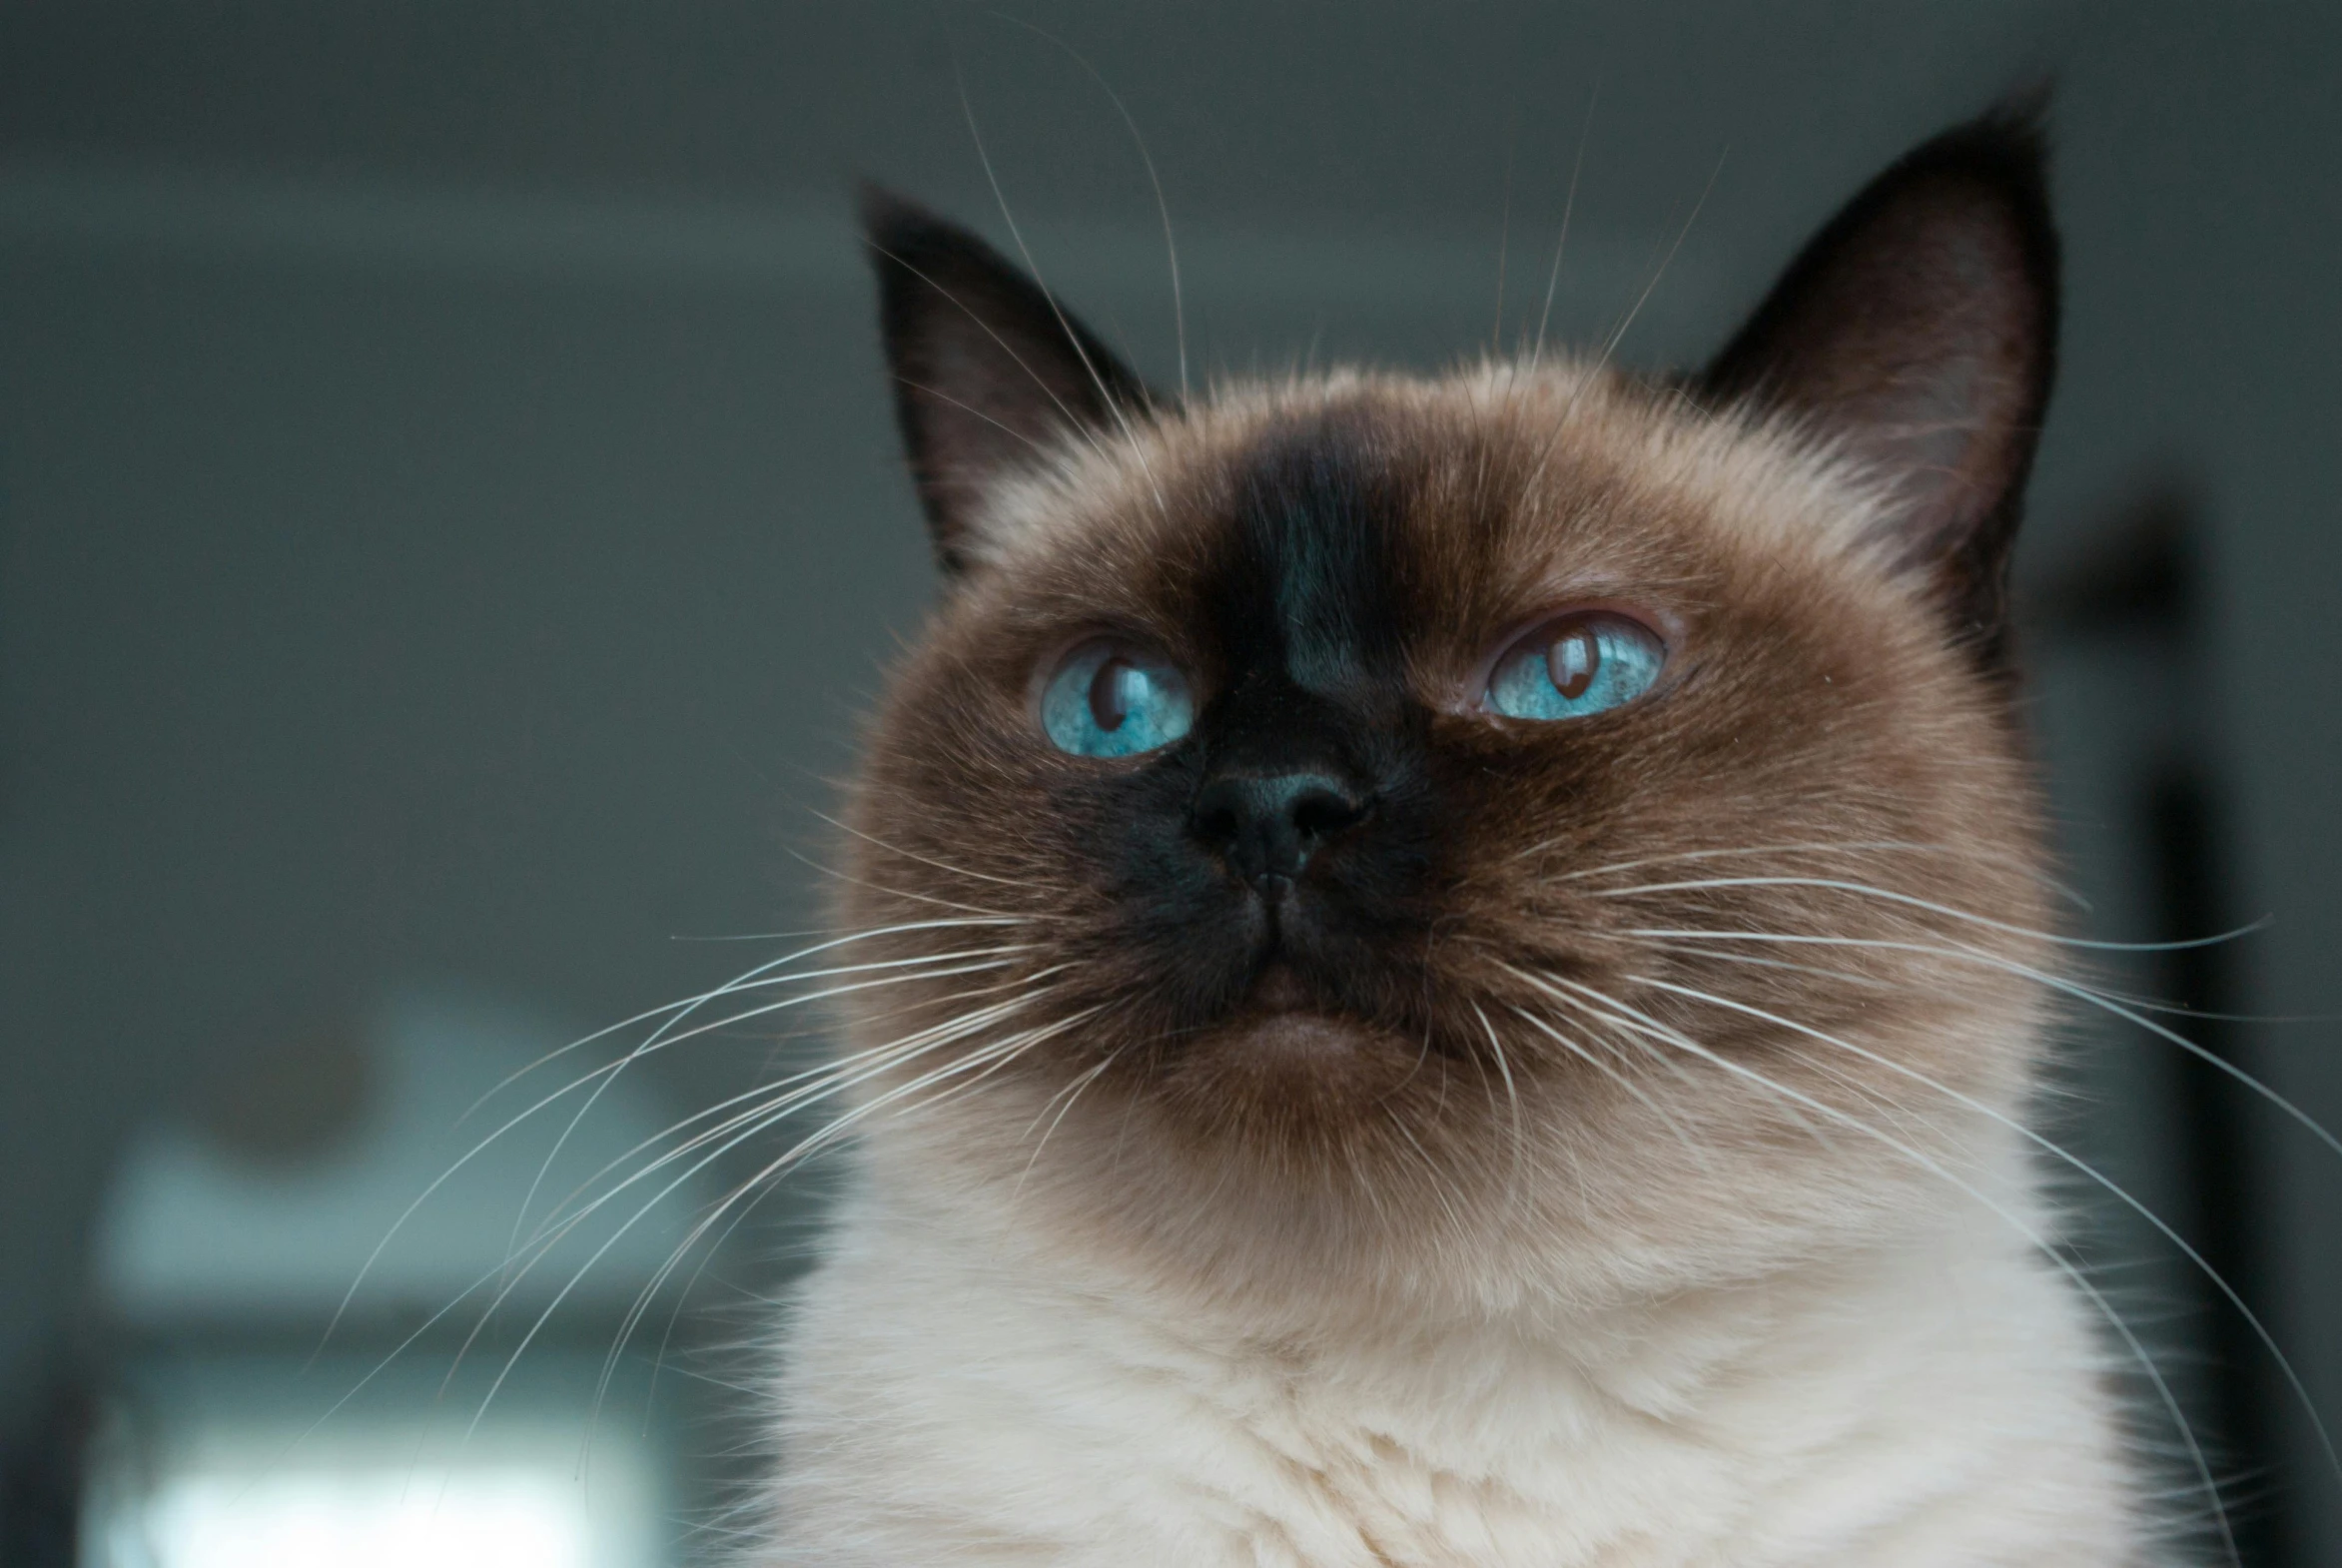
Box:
(991, 14, 1188, 401)
(1531, 973, 1840, 1157)
(1597, 874, 2259, 952)
(502, 946, 1040, 1259)
(1628, 928, 2342, 1165)
(321, 941, 1033, 1353)
(1501, 996, 1713, 1174)
(1467, 1001, 1529, 1203)
(1551, 974, 2239, 1568)
(1527, 82, 1599, 377)
(955, 64, 1171, 519)
(1531, 838, 2090, 909)
(1628, 967, 2342, 1496)
(1521, 152, 1724, 505)
(597, 1001, 1104, 1415)
(467, 985, 1071, 1433)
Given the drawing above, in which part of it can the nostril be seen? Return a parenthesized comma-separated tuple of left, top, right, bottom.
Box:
(1289, 783, 1368, 845)
(1192, 796, 1241, 846)
(1189, 770, 1372, 884)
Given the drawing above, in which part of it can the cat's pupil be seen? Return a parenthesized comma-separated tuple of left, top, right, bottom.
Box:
(1089, 657, 1135, 732)
(1548, 626, 1598, 701)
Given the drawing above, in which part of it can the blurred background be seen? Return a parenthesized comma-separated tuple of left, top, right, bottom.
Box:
(3, 3, 2340, 1564)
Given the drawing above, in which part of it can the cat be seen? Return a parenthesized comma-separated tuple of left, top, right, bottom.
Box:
(760, 106, 2156, 1565)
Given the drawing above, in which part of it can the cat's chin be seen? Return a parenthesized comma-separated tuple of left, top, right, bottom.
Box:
(1215, 1009, 1376, 1067)
(1165, 989, 1429, 1120)
(1193, 960, 1401, 1068)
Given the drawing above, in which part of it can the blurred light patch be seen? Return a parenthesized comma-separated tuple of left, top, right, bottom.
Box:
(95, 987, 703, 1328)
(81, 1375, 662, 1568)
(79, 984, 706, 1567)
(111, 1463, 594, 1568)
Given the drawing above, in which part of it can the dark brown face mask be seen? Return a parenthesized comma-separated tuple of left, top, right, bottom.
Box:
(833, 106, 2061, 1253)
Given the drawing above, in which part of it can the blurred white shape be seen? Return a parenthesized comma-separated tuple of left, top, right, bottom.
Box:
(82, 1356, 664, 1568)
(83, 987, 706, 1567)
(94, 987, 703, 1323)
(129, 1465, 589, 1568)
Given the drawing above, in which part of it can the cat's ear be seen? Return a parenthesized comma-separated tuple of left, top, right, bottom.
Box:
(1701, 106, 2058, 663)
(860, 186, 1161, 575)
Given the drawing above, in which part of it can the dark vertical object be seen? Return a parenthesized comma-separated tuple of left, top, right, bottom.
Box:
(0, 1376, 92, 1568)
(2145, 765, 2287, 1566)
(2035, 486, 2288, 1564)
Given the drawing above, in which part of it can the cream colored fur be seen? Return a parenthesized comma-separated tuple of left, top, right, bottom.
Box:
(770, 1121, 2136, 1566)
(756, 340, 2152, 1562)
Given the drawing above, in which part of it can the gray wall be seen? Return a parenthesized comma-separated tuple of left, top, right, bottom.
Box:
(4, 2, 2340, 1560)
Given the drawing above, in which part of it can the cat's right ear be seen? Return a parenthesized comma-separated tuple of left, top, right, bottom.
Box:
(1699, 106, 2058, 667)
(860, 187, 1160, 575)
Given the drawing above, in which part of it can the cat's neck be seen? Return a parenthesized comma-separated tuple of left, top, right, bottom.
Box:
(776, 1138, 2139, 1566)
(853, 1111, 2046, 1354)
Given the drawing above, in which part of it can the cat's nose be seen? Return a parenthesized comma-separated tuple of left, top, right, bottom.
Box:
(1190, 770, 1371, 895)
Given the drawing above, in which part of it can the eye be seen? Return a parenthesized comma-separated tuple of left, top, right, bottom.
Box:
(1040, 639, 1195, 758)
(1483, 613, 1666, 721)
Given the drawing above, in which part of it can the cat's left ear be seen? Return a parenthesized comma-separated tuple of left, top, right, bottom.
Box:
(1702, 105, 2058, 664)
(861, 186, 1162, 575)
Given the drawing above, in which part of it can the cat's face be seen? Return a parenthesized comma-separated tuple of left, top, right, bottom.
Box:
(833, 115, 2060, 1319)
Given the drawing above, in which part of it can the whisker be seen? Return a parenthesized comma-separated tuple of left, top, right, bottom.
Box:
(1014, 1032, 1129, 1197)
(889, 375, 1058, 460)
(462, 916, 1030, 1123)
(1384, 1104, 1471, 1250)
(464, 987, 1067, 1433)
(1467, 1001, 1529, 1203)
(954, 62, 1171, 519)
(1527, 81, 1599, 377)
(1627, 967, 2342, 1497)
(860, 233, 1114, 471)
(783, 841, 1042, 920)
(807, 809, 1065, 895)
(1519, 151, 1724, 505)
(992, 13, 1188, 400)
(514, 972, 1076, 1257)
(1686, 942, 2252, 1022)
(1530, 974, 1839, 1156)
(508, 975, 1050, 1261)
(1595, 874, 2261, 953)
(1628, 928, 2342, 1165)
(319, 941, 1030, 1354)
(596, 1002, 1104, 1417)
(1501, 996, 1713, 1174)
(485, 992, 1056, 1326)
(894, 1002, 1104, 1124)
(1531, 838, 2091, 909)
(1550, 974, 2239, 1568)
(1491, 116, 1516, 353)
(501, 945, 1039, 1259)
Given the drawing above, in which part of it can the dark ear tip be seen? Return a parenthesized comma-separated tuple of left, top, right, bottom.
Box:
(1898, 93, 2061, 328)
(855, 182, 1000, 278)
(1706, 94, 2062, 405)
(1982, 78, 2054, 150)
(856, 181, 933, 256)
(1887, 91, 2056, 217)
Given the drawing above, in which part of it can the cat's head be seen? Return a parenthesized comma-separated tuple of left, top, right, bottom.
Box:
(834, 111, 2060, 1322)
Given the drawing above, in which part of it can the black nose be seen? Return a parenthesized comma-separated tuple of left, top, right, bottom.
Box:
(1190, 770, 1371, 893)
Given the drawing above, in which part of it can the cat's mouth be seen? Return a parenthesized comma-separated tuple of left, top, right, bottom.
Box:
(1192, 909, 1425, 1053)
(1166, 955, 1420, 1101)
(1247, 960, 1315, 1014)
(1208, 958, 1399, 1064)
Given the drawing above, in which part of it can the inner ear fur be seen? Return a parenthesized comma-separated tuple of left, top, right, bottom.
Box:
(860, 186, 1161, 575)
(1702, 106, 2059, 666)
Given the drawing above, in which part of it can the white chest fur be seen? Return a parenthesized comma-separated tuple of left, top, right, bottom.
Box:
(764, 1171, 2140, 1567)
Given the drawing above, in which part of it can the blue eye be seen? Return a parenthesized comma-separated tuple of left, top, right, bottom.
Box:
(1040, 640, 1194, 758)
(1485, 613, 1666, 720)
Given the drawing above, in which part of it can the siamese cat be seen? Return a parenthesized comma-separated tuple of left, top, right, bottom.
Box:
(763, 108, 2156, 1564)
